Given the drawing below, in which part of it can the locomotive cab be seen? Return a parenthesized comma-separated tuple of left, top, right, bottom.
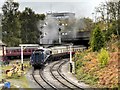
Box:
(30, 48, 51, 68)
(30, 49, 44, 67)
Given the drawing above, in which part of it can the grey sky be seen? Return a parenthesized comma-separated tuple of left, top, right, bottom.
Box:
(0, 0, 106, 18)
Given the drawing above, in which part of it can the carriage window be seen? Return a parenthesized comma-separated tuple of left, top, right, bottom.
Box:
(24, 49, 27, 52)
(6, 50, 8, 53)
(28, 49, 31, 52)
(14, 50, 16, 52)
(17, 49, 20, 52)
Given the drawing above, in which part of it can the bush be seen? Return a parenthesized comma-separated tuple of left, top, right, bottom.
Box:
(74, 51, 87, 70)
(75, 59, 83, 69)
(90, 26, 105, 52)
(98, 48, 109, 68)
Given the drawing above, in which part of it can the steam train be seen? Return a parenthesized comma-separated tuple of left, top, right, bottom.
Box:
(4, 45, 86, 68)
(30, 45, 86, 68)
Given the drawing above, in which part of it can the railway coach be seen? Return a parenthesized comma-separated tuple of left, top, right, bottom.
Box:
(6, 47, 38, 59)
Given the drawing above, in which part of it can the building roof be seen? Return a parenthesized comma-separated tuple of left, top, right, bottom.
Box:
(0, 40, 6, 46)
(47, 12, 75, 19)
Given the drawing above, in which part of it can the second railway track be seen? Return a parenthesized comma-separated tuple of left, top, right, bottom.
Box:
(50, 59, 84, 90)
(32, 59, 85, 90)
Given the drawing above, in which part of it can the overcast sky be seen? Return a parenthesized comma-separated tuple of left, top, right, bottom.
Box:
(0, 0, 107, 18)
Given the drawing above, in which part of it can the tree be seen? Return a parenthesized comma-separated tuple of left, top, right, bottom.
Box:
(0, 14, 2, 40)
(118, 1, 120, 37)
(2, 0, 21, 46)
(20, 7, 45, 44)
(95, 1, 120, 37)
(83, 18, 94, 31)
(75, 18, 94, 32)
(90, 26, 105, 52)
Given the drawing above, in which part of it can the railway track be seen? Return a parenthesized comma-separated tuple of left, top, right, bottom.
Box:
(50, 59, 84, 90)
(32, 59, 85, 90)
(32, 67, 57, 90)
(57, 60, 84, 90)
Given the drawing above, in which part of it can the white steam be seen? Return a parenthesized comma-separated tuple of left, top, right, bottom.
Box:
(38, 16, 59, 44)
(37, 15, 87, 44)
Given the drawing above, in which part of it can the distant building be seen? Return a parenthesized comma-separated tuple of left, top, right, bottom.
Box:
(41, 12, 75, 44)
(46, 12, 75, 19)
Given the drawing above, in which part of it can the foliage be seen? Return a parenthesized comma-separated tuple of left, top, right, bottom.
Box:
(1, 61, 31, 88)
(104, 22, 118, 41)
(83, 17, 94, 31)
(1, 61, 30, 79)
(95, 1, 120, 37)
(1, 0, 45, 46)
(75, 17, 94, 32)
(73, 41, 118, 87)
(73, 51, 86, 61)
(90, 26, 105, 52)
(107, 34, 119, 52)
(19, 7, 45, 44)
(97, 48, 109, 68)
(73, 51, 87, 72)
(75, 59, 83, 70)
(2, 0, 21, 46)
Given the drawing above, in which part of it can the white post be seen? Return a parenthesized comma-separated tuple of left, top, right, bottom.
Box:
(40, 35, 41, 44)
(19, 44, 39, 70)
(59, 31, 61, 44)
(69, 44, 72, 72)
(21, 46, 24, 70)
(70, 45, 72, 63)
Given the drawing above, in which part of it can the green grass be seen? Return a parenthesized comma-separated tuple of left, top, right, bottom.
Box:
(0, 60, 31, 88)
(7, 75, 30, 88)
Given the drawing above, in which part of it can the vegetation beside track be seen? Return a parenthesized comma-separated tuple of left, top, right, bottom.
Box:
(0, 60, 31, 88)
(73, 34, 119, 88)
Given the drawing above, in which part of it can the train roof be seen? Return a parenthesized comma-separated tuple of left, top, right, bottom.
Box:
(6, 47, 39, 50)
(50, 46, 67, 49)
(50, 45, 86, 49)
(35, 49, 44, 52)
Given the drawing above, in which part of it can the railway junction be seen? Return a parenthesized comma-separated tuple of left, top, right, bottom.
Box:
(0, 0, 119, 89)
(27, 58, 91, 89)
(0, 44, 89, 89)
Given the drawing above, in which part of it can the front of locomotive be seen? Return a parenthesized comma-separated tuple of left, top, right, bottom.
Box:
(30, 49, 45, 68)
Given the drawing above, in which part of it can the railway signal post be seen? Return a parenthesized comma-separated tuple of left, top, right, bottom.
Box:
(69, 43, 73, 73)
(21, 46, 23, 70)
(19, 44, 39, 71)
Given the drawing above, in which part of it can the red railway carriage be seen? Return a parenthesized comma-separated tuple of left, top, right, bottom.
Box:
(6, 47, 38, 59)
